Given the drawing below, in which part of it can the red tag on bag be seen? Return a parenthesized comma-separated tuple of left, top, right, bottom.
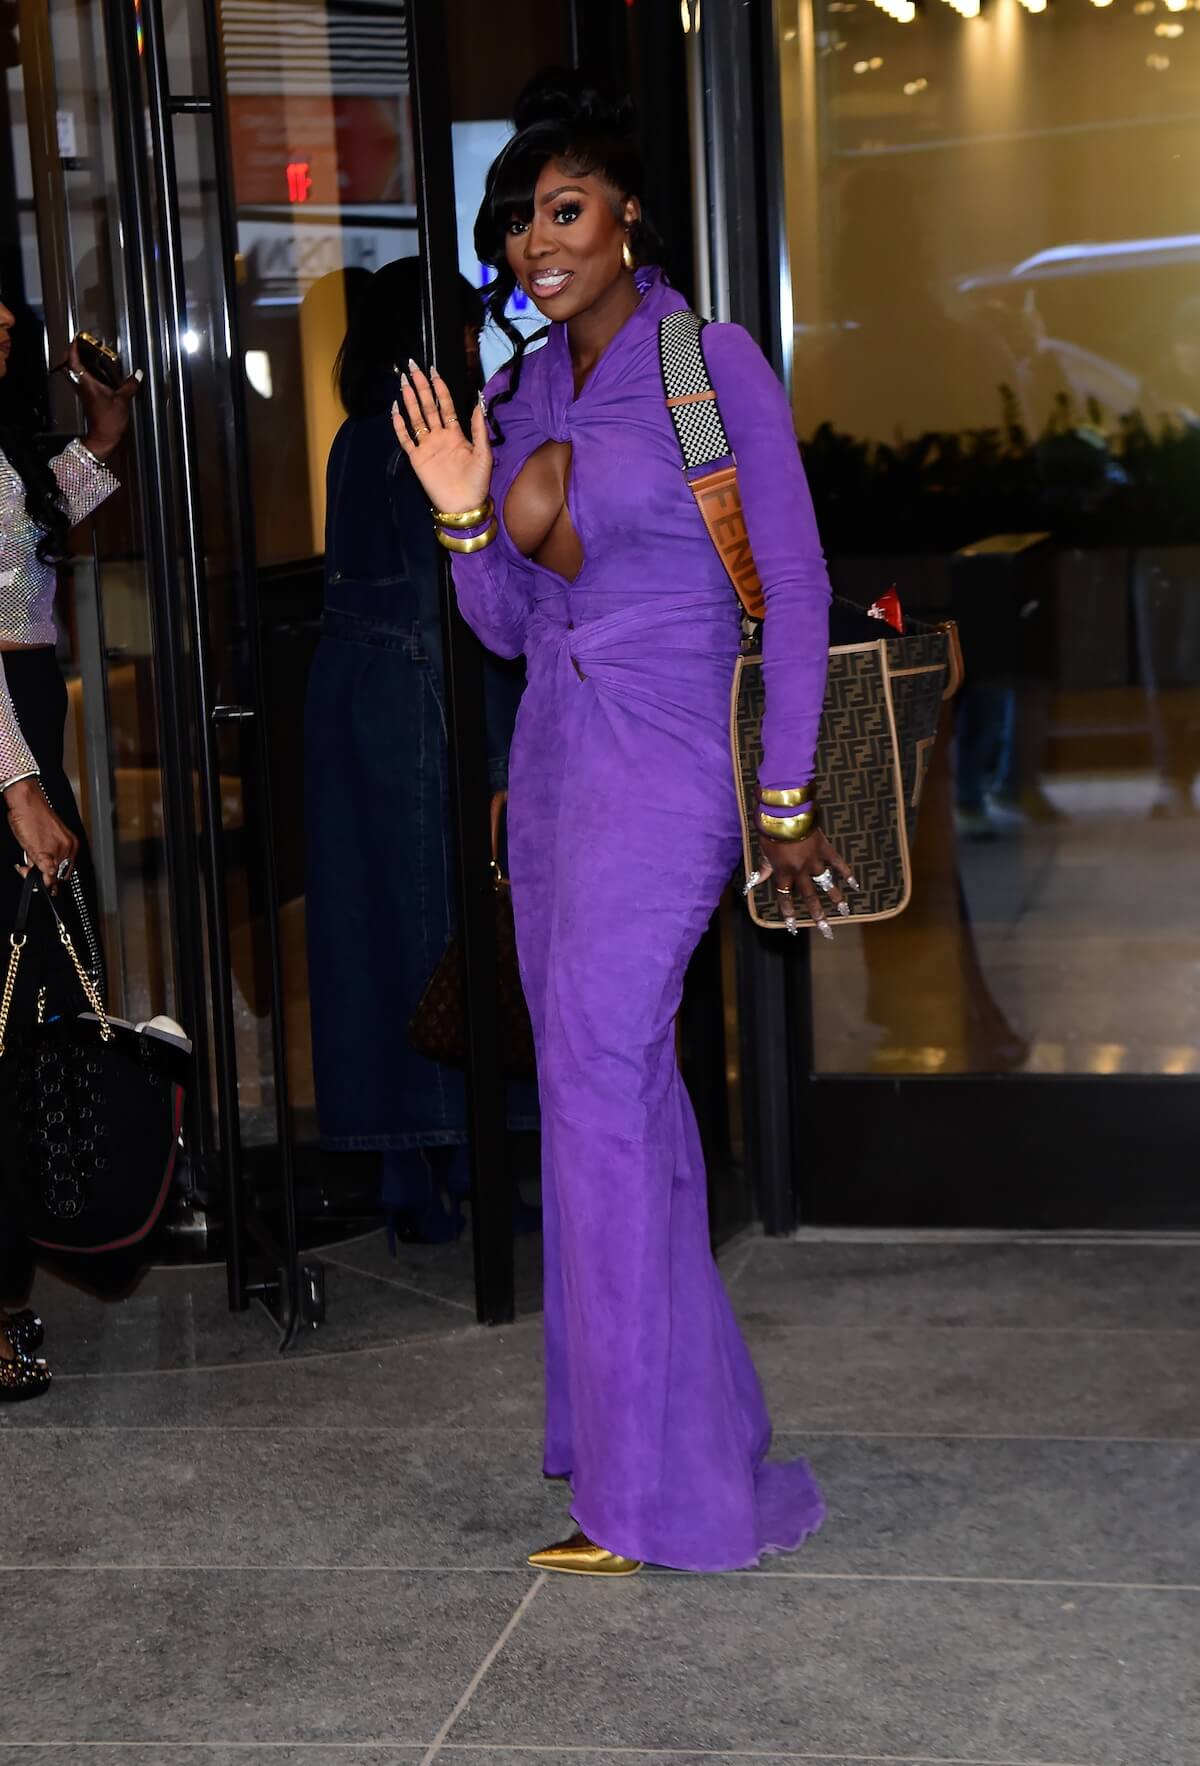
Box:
(867, 587, 904, 633)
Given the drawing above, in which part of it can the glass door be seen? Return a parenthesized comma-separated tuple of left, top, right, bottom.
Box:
(10, 0, 308, 1328)
(772, 0, 1200, 1225)
(3, 0, 194, 1186)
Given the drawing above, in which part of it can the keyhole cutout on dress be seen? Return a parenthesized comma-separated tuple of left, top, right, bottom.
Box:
(504, 439, 585, 584)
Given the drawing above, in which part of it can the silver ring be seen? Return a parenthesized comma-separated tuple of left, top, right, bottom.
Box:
(66, 368, 82, 386)
(813, 868, 835, 892)
(56, 859, 70, 880)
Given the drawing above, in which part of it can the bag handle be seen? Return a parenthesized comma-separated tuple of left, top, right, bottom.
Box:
(490, 789, 511, 888)
(660, 309, 766, 623)
(0, 870, 113, 1059)
(660, 310, 965, 699)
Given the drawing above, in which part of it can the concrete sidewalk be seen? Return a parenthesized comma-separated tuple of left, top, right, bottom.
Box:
(2, 1228, 1198, 1765)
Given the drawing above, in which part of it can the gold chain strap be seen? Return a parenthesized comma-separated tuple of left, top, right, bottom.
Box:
(0, 933, 26, 1059)
(0, 887, 113, 1056)
(56, 918, 114, 1041)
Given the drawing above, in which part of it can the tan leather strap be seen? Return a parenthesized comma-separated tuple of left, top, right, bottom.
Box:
(687, 464, 766, 623)
(660, 310, 766, 623)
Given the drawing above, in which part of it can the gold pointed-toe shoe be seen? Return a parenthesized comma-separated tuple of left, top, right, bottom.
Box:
(527, 1530, 643, 1576)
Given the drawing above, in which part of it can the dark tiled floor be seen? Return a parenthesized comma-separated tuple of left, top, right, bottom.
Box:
(2, 1230, 1198, 1765)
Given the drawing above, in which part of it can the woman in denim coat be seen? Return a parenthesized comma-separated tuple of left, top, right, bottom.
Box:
(305, 258, 523, 1242)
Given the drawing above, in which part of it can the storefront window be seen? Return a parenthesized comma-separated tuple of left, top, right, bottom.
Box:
(777, 0, 1200, 1077)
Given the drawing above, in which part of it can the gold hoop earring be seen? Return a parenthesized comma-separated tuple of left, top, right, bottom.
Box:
(622, 238, 636, 273)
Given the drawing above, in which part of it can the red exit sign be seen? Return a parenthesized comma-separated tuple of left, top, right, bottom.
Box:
(286, 161, 313, 204)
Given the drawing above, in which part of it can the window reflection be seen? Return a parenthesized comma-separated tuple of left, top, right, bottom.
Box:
(777, 0, 1200, 1077)
(222, 0, 416, 567)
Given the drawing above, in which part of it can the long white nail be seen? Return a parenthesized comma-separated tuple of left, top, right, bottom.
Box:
(408, 357, 419, 372)
(785, 918, 799, 936)
(847, 876, 862, 892)
(837, 902, 851, 917)
(816, 919, 834, 941)
(400, 372, 410, 388)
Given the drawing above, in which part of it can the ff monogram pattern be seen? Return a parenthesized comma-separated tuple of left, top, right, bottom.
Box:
(734, 630, 951, 930)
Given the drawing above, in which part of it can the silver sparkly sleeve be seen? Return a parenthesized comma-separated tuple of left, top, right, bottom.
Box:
(51, 439, 119, 527)
(0, 663, 38, 791)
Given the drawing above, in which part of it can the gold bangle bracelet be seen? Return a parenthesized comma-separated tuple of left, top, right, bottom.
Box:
(433, 496, 494, 530)
(758, 808, 816, 841)
(759, 784, 813, 809)
(436, 516, 498, 555)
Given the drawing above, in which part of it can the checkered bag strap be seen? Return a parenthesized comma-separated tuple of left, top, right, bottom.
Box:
(659, 311, 765, 621)
(659, 308, 733, 469)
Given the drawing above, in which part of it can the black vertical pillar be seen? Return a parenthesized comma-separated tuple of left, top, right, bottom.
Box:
(408, 0, 514, 1325)
(699, 0, 806, 1235)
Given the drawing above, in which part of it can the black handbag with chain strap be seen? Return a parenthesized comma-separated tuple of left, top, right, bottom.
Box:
(0, 869, 190, 1254)
(658, 308, 963, 929)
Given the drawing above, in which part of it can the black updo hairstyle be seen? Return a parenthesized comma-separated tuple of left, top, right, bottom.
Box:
(474, 66, 664, 438)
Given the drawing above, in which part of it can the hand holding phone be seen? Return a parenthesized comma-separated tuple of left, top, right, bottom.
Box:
(60, 333, 143, 459)
(75, 332, 124, 390)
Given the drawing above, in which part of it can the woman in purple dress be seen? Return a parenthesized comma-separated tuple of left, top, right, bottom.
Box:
(392, 72, 850, 1574)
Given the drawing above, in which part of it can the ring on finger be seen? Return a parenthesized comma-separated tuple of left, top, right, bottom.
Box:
(812, 867, 835, 892)
(775, 884, 793, 896)
(56, 859, 71, 880)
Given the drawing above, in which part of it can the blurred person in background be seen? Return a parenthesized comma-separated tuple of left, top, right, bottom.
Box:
(0, 296, 139, 1398)
(304, 257, 524, 1245)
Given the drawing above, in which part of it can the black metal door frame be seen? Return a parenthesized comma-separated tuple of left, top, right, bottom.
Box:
(408, 0, 515, 1323)
(104, 0, 303, 1332)
(688, 0, 806, 1236)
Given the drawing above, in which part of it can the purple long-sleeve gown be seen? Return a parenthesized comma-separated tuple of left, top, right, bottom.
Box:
(451, 268, 830, 1571)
